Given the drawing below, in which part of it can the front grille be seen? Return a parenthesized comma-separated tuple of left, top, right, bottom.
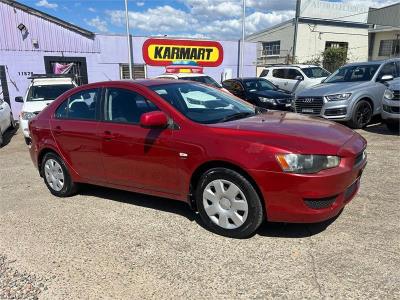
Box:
(393, 90, 400, 101)
(295, 97, 323, 115)
(324, 108, 347, 116)
(344, 180, 359, 202)
(304, 195, 337, 209)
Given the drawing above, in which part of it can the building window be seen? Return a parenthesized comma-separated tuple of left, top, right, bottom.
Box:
(325, 41, 348, 50)
(262, 41, 280, 56)
(378, 40, 400, 57)
(120, 64, 146, 79)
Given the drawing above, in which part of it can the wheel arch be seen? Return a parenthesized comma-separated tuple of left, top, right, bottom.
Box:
(353, 96, 375, 113)
(37, 147, 59, 177)
(189, 160, 265, 213)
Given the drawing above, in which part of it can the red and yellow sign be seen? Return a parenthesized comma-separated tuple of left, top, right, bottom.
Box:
(142, 38, 224, 67)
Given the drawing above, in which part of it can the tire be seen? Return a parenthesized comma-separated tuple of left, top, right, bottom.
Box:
(348, 100, 372, 129)
(195, 168, 264, 238)
(9, 113, 16, 129)
(386, 122, 400, 134)
(41, 152, 77, 197)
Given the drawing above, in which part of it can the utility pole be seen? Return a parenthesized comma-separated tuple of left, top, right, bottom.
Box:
(124, 0, 133, 79)
(240, 0, 246, 77)
(292, 0, 301, 64)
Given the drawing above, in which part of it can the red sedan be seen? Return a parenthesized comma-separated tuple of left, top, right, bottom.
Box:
(28, 80, 367, 238)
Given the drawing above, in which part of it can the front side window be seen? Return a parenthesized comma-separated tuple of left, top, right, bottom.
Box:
(104, 88, 159, 124)
(378, 62, 398, 79)
(301, 67, 331, 78)
(272, 69, 286, 79)
(55, 88, 99, 120)
(325, 65, 380, 83)
(27, 84, 74, 102)
(286, 69, 303, 80)
(151, 82, 254, 124)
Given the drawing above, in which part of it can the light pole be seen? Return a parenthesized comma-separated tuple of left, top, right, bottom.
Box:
(124, 0, 133, 79)
(240, 0, 246, 77)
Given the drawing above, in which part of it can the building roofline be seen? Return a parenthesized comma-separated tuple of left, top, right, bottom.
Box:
(246, 18, 294, 39)
(0, 0, 94, 38)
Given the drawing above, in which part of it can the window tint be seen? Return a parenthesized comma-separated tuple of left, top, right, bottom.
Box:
(287, 68, 302, 80)
(301, 67, 331, 78)
(272, 69, 285, 78)
(325, 65, 379, 83)
(259, 69, 269, 77)
(378, 62, 398, 79)
(55, 89, 99, 120)
(27, 84, 74, 102)
(180, 76, 222, 88)
(243, 79, 276, 91)
(104, 88, 159, 124)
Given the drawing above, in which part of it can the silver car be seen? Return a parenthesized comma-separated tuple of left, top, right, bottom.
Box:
(382, 77, 400, 133)
(295, 58, 400, 128)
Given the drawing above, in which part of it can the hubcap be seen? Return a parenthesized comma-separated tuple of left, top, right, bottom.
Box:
(44, 159, 65, 192)
(203, 179, 248, 230)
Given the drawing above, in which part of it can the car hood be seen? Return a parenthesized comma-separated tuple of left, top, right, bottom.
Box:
(22, 100, 54, 113)
(298, 81, 372, 97)
(210, 111, 364, 155)
(250, 90, 291, 99)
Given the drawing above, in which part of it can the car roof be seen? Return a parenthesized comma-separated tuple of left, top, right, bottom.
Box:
(31, 77, 75, 86)
(344, 58, 399, 67)
(157, 73, 209, 78)
(224, 77, 268, 82)
(78, 79, 189, 89)
(263, 64, 320, 69)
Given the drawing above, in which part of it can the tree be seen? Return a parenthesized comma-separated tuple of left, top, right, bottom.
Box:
(322, 47, 348, 72)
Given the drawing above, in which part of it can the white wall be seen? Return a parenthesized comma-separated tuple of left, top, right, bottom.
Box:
(370, 30, 400, 61)
(296, 23, 368, 63)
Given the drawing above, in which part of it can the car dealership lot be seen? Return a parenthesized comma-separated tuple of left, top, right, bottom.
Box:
(0, 125, 399, 299)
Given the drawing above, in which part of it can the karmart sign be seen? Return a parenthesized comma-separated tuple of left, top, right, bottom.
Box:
(142, 38, 224, 67)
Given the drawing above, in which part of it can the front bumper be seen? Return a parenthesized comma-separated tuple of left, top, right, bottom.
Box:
(382, 99, 400, 121)
(250, 152, 367, 223)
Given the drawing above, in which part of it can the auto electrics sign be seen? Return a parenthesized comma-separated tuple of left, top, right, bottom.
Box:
(142, 38, 224, 67)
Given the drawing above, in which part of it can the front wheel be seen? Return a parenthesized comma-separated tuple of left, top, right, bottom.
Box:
(348, 100, 372, 129)
(195, 168, 264, 238)
(41, 152, 77, 197)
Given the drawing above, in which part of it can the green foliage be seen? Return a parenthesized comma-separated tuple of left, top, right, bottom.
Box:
(322, 47, 348, 72)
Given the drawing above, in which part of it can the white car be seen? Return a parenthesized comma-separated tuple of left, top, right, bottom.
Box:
(155, 73, 230, 92)
(259, 64, 331, 94)
(0, 98, 16, 146)
(15, 75, 77, 144)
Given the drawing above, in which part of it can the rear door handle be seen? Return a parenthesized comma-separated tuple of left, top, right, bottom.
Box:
(54, 125, 62, 135)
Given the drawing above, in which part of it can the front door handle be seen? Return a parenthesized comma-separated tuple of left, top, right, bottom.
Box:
(103, 130, 113, 141)
(54, 125, 62, 135)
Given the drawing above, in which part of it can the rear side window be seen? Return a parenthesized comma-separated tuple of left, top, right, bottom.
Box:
(104, 88, 159, 124)
(55, 89, 99, 120)
(272, 69, 285, 78)
(260, 69, 269, 77)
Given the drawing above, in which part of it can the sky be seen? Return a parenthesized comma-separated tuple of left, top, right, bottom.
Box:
(18, 0, 399, 40)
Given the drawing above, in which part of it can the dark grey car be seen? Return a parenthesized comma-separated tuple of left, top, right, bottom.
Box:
(295, 58, 400, 128)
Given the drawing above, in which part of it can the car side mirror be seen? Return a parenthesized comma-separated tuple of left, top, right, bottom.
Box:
(295, 75, 304, 81)
(15, 96, 24, 103)
(380, 75, 394, 82)
(140, 111, 169, 129)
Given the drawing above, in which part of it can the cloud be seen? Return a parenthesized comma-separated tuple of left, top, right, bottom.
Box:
(88, 7, 96, 13)
(85, 17, 108, 33)
(136, 1, 145, 6)
(35, 0, 57, 9)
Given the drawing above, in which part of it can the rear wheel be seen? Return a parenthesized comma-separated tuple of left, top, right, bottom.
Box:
(41, 152, 77, 197)
(348, 100, 372, 129)
(195, 168, 264, 238)
(386, 122, 400, 134)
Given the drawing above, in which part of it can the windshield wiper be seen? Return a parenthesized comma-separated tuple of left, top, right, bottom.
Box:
(219, 112, 254, 123)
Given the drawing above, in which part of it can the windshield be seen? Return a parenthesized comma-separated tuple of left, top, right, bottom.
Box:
(325, 65, 380, 83)
(301, 67, 330, 78)
(150, 82, 255, 124)
(27, 84, 74, 101)
(179, 76, 222, 88)
(243, 78, 276, 92)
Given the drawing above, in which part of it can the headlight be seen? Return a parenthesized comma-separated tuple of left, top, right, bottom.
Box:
(326, 93, 352, 101)
(259, 97, 276, 105)
(383, 89, 394, 100)
(276, 154, 341, 174)
(21, 111, 35, 120)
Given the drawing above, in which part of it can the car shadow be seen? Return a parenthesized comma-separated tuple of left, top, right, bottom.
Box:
(78, 184, 339, 238)
(362, 122, 399, 136)
(0, 123, 19, 148)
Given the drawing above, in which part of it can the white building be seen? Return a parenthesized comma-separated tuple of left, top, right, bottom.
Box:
(247, 0, 370, 70)
(368, 3, 400, 61)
